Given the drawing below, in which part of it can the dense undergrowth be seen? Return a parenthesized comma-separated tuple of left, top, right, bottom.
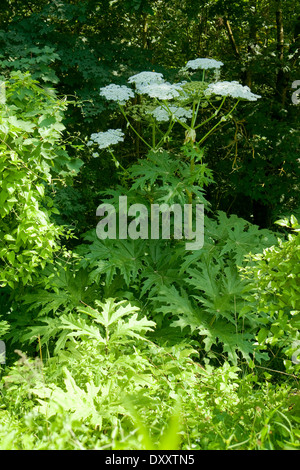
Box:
(0, 58, 299, 450)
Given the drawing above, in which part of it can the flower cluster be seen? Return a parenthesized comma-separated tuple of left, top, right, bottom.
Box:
(94, 60, 260, 158)
(148, 105, 193, 123)
(128, 71, 164, 91)
(185, 58, 224, 70)
(88, 129, 125, 151)
(205, 81, 261, 101)
(100, 72, 185, 103)
(99, 84, 135, 105)
(138, 82, 183, 100)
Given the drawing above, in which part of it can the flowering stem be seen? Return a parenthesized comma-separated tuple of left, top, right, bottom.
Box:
(197, 99, 240, 146)
(152, 122, 156, 148)
(191, 100, 196, 128)
(118, 104, 152, 150)
(108, 149, 128, 174)
(160, 100, 191, 132)
(191, 99, 202, 129)
(155, 117, 176, 150)
(194, 96, 226, 131)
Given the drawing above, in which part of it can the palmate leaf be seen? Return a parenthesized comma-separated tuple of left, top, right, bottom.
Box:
(127, 149, 210, 206)
(141, 267, 181, 297)
(20, 316, 70, 353)
(187, 211, 278, 266)
(155, 180, 188, 205)
(212, 211, 278, 265)
(59, 313, 106, 343)
(129, 149, 182, 190)
(32, 368, 106, 427)
(153, 285, 207, 333)
(77, 298, 140, 328)
(153, 284, 264, 364)
(141, 240, 186, 296)
(186, 262, 247, 324)
(198, 320, 257, 365)
(22, 298, 155, 354)
(22, 291, 72, 317)
(98, 186, 149, 209)
(111, 313, 155, 343)
(21, 263, 97, 317)
(77, 298, 155, 346)
(82, 238, 145, 286)
(186, 263, 220, 299)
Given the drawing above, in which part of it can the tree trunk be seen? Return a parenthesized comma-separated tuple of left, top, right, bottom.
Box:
(275, 0, 289, 107)
(244, 0, 258, 88)
(223, 17, 241, 58)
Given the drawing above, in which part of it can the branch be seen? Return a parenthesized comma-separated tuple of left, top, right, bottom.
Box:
(223, 17, 241, 58)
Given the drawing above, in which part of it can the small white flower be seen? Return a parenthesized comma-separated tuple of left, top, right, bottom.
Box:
(128, 71, 164, 91)
(92, 152, 99, 158)
(185, 58, 224, 70)
(89, 129, 125, 149)
(148, 105, 193, 123)
(205, 81, 261, 101)
(99, 84, 135, 105)
(138, 82, 182, 100)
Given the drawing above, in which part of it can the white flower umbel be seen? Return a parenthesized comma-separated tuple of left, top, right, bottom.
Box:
(205, 81, 261, 101)
(148, 105, 193, 123)
(138, 82, 182, 100)
(128, 71, 164, 91)
(99, 84, 135, 105)
(89, 129, 125, 149)
(185, 58, 224, 70)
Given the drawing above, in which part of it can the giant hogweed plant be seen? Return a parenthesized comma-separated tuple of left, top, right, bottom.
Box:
(75, 58, 276, 365)
(14, 59, 276, 364)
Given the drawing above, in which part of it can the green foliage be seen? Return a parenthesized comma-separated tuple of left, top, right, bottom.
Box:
(0, 334, 299, 450)
(78, 209, 278, 365)
(1, 0, 299, 224)
(79, 67, 280, 364)
(0, 319, 10, 339)
(0, 72, 83, 288)
(149, 212, 277, 365)
(0, 1, 299, 452)
(0, 42, 60, 84)
(241, 216, 300, 374)
(3, 257, 98, 353)
(128, 148, 212, 205)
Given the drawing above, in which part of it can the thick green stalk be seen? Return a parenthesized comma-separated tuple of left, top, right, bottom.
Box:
(194, 96, 226, 131)
(198, 99, 240, 146)
(119, 104, 152, 150)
